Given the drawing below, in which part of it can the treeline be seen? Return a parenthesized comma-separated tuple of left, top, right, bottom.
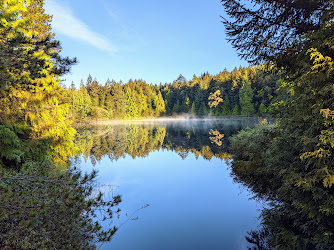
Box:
(160, 66, 280, 116)
(64, 66, 280, 120)
(62, 76, 165, 120)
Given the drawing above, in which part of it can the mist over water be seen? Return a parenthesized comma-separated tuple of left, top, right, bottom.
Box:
(89, 115, 258, 129)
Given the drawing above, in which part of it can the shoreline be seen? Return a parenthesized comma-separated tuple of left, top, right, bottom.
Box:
(76, 115, 259, 126)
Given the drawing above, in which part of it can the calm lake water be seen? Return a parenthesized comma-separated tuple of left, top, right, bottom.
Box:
(76, 118, 260, 250)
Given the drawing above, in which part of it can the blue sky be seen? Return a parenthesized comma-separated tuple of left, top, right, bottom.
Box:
(44, 0, 248, 87)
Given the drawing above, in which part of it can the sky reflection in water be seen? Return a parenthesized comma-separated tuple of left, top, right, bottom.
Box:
(77, 118, 260, 250)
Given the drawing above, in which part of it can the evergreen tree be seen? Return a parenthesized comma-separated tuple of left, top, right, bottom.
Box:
(0, 1, 121, 248)
(258, 101, 267, 116)
(172, 100, 181, 114)
(191, 102, 196, 115)
(110, 83, 126, 118)
(232, 105, 240, 115)
(0, 0, 77, 167)
(125, 86, 139, 118)
(223, 0, 334, 248)
(239, 80, 255, 115)
(221, 0, 332, 66)
(222, 95, 231, 115)
(198, 103, 208, 116)
(175, 74, 186, 85)
(154, 91, 166, 116)
(76, 82, 92, 119)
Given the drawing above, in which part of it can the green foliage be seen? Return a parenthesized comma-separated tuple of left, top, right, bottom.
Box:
(190, 102, 196, 115)
(221, 0, 333, 65)
(0, 162, 121, 249)
(172, 100, 181, 114)
(224, 0, 334, 248)
(70, 83, 92, 120)
(63, 66, 279, 120)
(221, 96, 231, 115)
(0, 1, 122, 248)
(198, 103, 208, 116)
(239, 80, 255, 115)
(125, 86, 139, 118)
(160, 67, 277, 117)
(232, 105, 240, 115)
(0, 0, 78, 168)
(230, 123, 282, 200)
(65, 78, 166, 120)
(0, 125, 23, 167)
(258, 101, 267, 116)
(153, 91, 166, 116)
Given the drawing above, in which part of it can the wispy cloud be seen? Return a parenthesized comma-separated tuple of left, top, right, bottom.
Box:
(45, 0, 117, 54)
(99, 0, 147, 50)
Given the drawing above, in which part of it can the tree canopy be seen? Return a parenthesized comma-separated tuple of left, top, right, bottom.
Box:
(0, 1, 121, 248)
(223, 0, 334, 248)
(221, 0, 333, 66)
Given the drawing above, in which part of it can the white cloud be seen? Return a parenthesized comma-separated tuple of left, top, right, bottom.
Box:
(45, 0, 117, 54)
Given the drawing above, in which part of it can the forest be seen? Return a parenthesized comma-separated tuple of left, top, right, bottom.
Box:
(222, 0, 334, 249)
(0, 0, 333, 249)
(0, 1, 121, 248)
(62, 66, 280, 120)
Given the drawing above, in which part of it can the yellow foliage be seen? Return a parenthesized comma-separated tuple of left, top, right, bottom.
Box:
(300, 148, 331, 160)
(321, 108, 334, 119)
(308, 48, 334, 73)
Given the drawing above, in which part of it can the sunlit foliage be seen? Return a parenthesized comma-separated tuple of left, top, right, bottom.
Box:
(160, 67, 278, 117)
(64, 77, 166, 120)
(224, 0, 334, 248)
(0, 1, 122, 248)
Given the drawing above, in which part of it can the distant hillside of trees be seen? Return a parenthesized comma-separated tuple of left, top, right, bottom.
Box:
(160, 65, 281, 116)
(63, 65, 281, 120)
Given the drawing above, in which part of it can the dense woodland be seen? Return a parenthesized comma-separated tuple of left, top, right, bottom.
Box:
(0, 1, 120, 248)
(222, 0, 334, 249)
(63, 65, 280, 120)
(0, 0, 333, 249)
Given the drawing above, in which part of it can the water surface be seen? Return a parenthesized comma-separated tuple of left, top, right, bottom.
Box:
(76, 118, 260, 250)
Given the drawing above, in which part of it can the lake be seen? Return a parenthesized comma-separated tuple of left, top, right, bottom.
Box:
(76, 117, 260, 250)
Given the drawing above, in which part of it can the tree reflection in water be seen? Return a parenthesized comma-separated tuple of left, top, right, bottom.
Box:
(75, 119, 256, 165)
